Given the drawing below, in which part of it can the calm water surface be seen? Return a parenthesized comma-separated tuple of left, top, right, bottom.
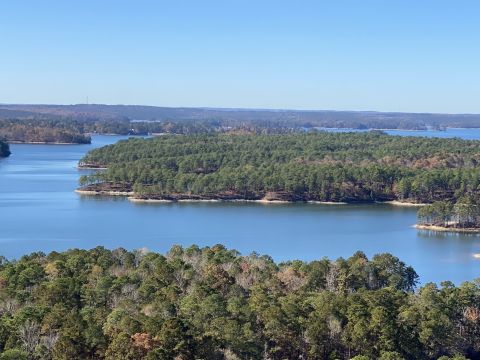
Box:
(1, 133, 480, 284)
(321, 127, 480, 140)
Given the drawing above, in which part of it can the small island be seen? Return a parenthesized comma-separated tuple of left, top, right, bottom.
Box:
(77, 132, 480, 206)
(0, 139, 10, 157)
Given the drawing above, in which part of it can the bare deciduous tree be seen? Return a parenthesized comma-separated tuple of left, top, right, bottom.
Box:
(18, 319, 41, 355)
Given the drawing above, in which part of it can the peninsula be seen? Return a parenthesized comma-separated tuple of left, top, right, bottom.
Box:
(416, 196, 480, 233)
(77, 132, 480, 206)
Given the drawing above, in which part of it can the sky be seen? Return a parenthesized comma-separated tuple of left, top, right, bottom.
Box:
(1, 0, 480, 113)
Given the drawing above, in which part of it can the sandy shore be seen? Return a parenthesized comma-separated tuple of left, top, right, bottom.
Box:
(129, 198, 173, 203)
(75, 189, 360, 205)
(128, 197, 289, 204)
(383, 200, 426, 207)
(415, 224, 480, 233)
(75, 189, 388, 206)
(75, 189, 134, 196)
(128, 198, 351, 205)
(256, 199, 290, 204)
(308, 201, 348, 205)
(178, 199, 222, 203)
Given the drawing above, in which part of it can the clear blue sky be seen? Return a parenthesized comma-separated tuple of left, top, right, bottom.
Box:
(1, 0, 479, 113)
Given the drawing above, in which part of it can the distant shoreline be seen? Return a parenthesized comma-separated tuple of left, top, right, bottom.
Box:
(9, 141, 90, 145)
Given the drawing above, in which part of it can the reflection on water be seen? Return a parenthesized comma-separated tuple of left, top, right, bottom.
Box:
(0, 135, 479, 284)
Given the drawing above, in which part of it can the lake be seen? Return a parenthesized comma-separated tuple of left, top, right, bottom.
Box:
(320, 126, 480, 140)
(1, 132, 480, 284)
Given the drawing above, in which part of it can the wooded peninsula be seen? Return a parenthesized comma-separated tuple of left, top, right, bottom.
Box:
(0, 245, 479, 360)
(417, 195, 480, 232)
(78, 132, 480, 206)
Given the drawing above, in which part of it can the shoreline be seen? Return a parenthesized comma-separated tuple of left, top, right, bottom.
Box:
(9, 141, 91, 145)
(415, 224, 480, 233)
(75, 189, 135, 196)
(382, 200, 426, 207)
(307, 200, 348, 205)
(76, 189, 351, 204)
(73, 188, 427, 206)
(128, 197, 348, 205)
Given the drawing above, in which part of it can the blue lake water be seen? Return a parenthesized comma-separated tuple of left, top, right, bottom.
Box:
(320, 127, 480, 140)
(1, 132, 480, 284)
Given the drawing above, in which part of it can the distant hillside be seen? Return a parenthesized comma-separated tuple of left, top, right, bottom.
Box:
(2, 104, 480, 129)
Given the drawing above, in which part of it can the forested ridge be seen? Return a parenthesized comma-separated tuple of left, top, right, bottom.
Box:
(0, 245, 479, 360)
(79, 132, 480, 203)
(0, 118, 296, 140)
(4, 103, 480, 130)
(0, 140, 10, 157)
(0, 120, 90, 144)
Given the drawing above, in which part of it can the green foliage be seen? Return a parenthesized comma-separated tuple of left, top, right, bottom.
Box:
(418, 194, 480, 229)
(0, 349, 28, 360)
(0, 245, 478, 359)
(80, 132, 480, 203)
(0, 120, 90, 144)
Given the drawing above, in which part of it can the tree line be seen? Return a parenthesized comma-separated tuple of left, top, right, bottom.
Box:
(79, 132, 480, 203)
(0, 245, 479, 359)
(417, 194, 480, 229)
(0, 120, 90, 144)
(0, 118, 299, 141)
(4, 103, 480, 130)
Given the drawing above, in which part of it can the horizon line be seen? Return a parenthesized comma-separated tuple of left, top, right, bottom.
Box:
(1, 102, 480, 117)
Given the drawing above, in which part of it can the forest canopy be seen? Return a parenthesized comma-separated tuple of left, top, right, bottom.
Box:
(0, 120, 90, 144)
(79, 132, 480, 203)
(0, 245, 479, 359)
